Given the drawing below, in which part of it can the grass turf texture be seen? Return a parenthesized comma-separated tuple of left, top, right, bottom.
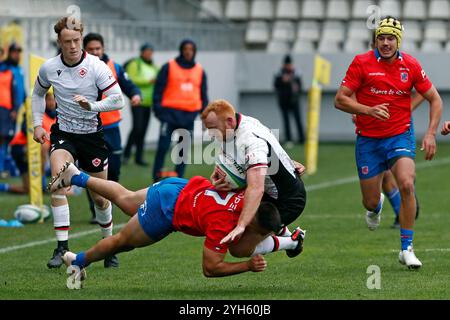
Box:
(1, 142, 450, 300)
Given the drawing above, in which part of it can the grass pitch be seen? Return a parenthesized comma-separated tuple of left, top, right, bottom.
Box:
(1, 142, 450, 300)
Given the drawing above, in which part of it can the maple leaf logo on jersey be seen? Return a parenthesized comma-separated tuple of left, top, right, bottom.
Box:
(92, 158, 101, 167)
(79, 67, 88, 78)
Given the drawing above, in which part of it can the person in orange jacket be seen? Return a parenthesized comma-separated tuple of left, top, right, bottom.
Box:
(0, 93, 55, 194)
(152, 39, 208, 181)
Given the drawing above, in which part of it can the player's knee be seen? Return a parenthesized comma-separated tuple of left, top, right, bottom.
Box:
(113, 233, 134, 252)
(397, 179, 415, 196)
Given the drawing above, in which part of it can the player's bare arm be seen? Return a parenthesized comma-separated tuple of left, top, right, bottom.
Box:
(411, 92, 425, 111)
(220, 166, 266, 244)
(335, 85, 390, 120)
(420, 85, 443, 160)
(202, 247, 266, 277)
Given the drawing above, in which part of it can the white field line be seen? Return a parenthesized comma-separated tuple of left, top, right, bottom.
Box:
(1, 156, 450, 255)
(0, 223, 125, 254)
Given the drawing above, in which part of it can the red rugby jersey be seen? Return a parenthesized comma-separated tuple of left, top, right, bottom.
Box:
(172, 176, 244, 253)
(341, 50, 432, 138)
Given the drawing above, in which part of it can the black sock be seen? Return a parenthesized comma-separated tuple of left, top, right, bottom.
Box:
(58, 240, 69, 250)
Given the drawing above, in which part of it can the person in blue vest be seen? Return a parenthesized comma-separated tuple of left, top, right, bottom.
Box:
(0, 43, 26, 178)
(152, 39, 209, 181)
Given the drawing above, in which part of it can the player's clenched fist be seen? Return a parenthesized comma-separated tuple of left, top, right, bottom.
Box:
(73, 95, 91, 110)
(247, 254, 267, 272)
(33, 126, 50, 144)
(441, 121, 450, 136)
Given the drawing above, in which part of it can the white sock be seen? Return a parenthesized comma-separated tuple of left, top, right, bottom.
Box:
(95, 201, 113, 238)
(251, 235, 298, 256)
(52, 204, 70, 241)
(277, 226, 292, 237)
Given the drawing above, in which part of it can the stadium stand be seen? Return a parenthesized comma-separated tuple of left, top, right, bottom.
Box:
(225, 0, 249, 20)
(429, 0, 450, 19)
(352, 0, 376, 19)
(301, 0, 326, 19)
(199, 0, 224, 19)
(379, 0, 402, 19)
(343, 38, 368, 52)
(275, 0, 300, 19)
(326, 0, 351, 20)
(403, 0, 427, 20)
(272, 20, 296, 42)
(292, 38, 315, 52)
(249, 0, 274, 19)
(421, 39, 444, 52)
(1, 0, 450, 144)
(246, 20, 270, 44)
(4, 0, 450, 54)
(266, 39, 291, 52)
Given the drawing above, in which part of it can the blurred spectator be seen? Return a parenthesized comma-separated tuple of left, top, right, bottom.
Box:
(123, 43, 159, 166)
(0, 93, 55, 194)
(152, 39, 208, 181)
(0, 42, 26, 178)
(274, 55, 305, 146)
(83, 32, 142, 224)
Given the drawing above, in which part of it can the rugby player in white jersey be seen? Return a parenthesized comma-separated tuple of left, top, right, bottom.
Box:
(32, 16, 125, 268)
(201, 99, 306, 258)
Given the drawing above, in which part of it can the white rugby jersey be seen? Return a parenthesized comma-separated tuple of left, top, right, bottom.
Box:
(34, 51, 118, 134)
(220, 113, 298, 199)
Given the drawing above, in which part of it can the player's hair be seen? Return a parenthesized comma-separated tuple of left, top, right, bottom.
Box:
(54, 16, 84, 37)
(83, 33, 104, 49)
(201, 99, 236, 121)
(256, 202, 282, 233)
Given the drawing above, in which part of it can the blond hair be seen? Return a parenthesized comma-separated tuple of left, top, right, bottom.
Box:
(54, 16, 84, 37)
(201, 99, 236, 121)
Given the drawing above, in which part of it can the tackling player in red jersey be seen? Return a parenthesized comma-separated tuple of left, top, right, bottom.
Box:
(335, 17, 443, 269)
(48, 162, 304, 286)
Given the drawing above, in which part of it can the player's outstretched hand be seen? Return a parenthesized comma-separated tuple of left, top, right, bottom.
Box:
(220, 225, 245, 244)
(368, 103, 390, 120)
(73, 95, 91, 110)
(33, 126, 50, 144)
(421, 133, 437, 161)
(441, 121, 450, 136)
(248, 254, 267, 273)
